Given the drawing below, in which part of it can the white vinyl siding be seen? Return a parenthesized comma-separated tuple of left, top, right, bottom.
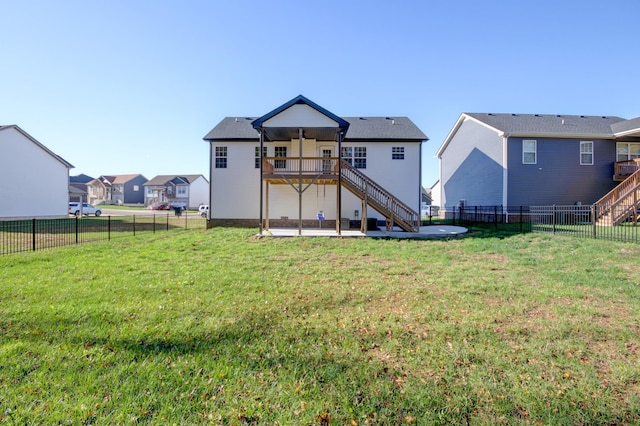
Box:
(522, 140, 537, 164)
(580, 141, 593, 165)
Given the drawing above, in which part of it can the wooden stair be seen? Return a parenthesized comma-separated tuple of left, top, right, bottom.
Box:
(339, 160, 420, 232)
(595, 168, 640, 226)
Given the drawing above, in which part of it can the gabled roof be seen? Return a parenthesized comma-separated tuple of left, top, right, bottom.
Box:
(436, 112, 636, 158)
(204, 97, 427, 143)
(0, 124, 74, 168)
(144, 174, 206, 186)
(70, 174, 94, 183)
(251, 95, 350, 130)
(89, 174, 145, 186)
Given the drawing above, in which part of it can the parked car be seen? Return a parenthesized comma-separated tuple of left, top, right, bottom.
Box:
(68, 202, 102, 217)
(198, 204, 209, 218)
(148, 202, 171, 210)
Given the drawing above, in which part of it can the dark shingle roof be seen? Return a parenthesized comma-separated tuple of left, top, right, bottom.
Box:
(203, 116, 427, 141)
(465, 113, 626, 137)
(144, 175, 204, 186)
(611, 116, 640, 135)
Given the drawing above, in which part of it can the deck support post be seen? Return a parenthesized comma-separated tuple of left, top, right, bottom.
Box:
(265, 182, 270, 230)
(298, 128, 303, 236)
(259, 128, 264, 235)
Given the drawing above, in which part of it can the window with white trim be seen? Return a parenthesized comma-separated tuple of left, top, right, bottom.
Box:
(341, 146, 366, 168)
(580, 141, 593, 165)
(215, 146, 227, 168)
(392, 147, 404, 160)
(522, 140, 537, 164)
(177, 186, 187, 196)
(255, 146, 267, 168)
(616, 142, 640, 162)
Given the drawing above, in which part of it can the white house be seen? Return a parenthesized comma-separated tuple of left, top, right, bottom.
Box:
(144, 174, 209, 209)
(0, 125, 73, 219)
(203, 95, 428, 234)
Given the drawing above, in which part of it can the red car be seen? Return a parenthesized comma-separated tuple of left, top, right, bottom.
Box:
(149, 202, 171, 210)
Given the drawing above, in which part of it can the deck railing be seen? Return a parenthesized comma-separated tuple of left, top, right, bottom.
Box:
(614, 159, 640, 180)
(262, 157, 338, 175)
(339, 160, 420, 232)
(595, 167, 640, 225)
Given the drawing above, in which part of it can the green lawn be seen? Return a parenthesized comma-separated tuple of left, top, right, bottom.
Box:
(1, 228, 639, 424)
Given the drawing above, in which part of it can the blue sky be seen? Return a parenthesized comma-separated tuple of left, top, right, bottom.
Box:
(2, 0, 639, 189)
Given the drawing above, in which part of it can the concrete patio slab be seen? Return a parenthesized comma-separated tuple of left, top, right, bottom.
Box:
(258, 225, 467, 239)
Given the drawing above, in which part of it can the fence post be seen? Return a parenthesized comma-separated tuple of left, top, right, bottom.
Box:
(519, 206, 523, 233)
(108, 215, 111, 241)
(75, 216, 79, 244)
(153, 214, 156, 233)
(591, 204, 597, 239)
(133, 215, 136, 237)
(552, 204, 557, 234)
(166, 213, 169, 231)
(32, 218, 36, 251)
(494, 206, 498, 230)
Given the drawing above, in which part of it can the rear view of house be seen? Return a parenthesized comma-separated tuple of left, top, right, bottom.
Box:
(0, 125, 73, 219)
(436, 113, 640, 216)
(203, 95, 428, 234)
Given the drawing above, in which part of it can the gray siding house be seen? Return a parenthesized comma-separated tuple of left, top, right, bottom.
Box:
(87, 174, 148, 205)
(436, 113, 640, 209)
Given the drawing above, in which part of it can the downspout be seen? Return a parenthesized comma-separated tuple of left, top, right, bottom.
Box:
(208, 141, 213, 225)
(337, 131, 343, 235)
(502, 133, 509, 218)
(259, 128, 264, 234)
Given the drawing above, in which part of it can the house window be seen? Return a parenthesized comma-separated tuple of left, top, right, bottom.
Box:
(616, 142, 640, 162)
(255, 146, 267, 168)
(580, 141, 593, 165)
(392, 147, 405, 160)
(341, 146, 366, 168)
(177, 186, 187, 195)
(274, 146, 287, 169)
(341, 147, 353, 166)
(215, 146, 227, 168)
(133, 185, 139, 191)
(354, 147, 367, 168)
(522, 140, 537, 164)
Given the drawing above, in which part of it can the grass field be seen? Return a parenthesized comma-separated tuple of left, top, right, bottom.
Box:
(1, 228, 639, 424)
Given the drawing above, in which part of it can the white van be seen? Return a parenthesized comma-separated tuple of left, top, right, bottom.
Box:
(198, 205, 209, 218)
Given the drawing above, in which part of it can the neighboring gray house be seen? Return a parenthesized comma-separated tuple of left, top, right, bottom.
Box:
(436, 113, 640, 210)
(87, 174, 147, 205)
(143, 174, 209, 209)
(69, 174, 93, 203)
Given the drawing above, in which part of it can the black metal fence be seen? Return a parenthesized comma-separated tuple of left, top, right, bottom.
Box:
(530, 204, 640, 243)
(424, 205, 533, 234)
(0, 214, 205, 256)
(430, 204, 640, 243)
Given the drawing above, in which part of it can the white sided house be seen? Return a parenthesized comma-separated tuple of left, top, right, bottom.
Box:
(144, 174, 209, 209)
(203, 95, 428, 234)
(0, 125, 73, 219)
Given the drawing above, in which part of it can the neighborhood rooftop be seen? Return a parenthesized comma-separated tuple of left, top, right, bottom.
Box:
(464, 113, 638, 137)
(203, 116, 428, 141)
